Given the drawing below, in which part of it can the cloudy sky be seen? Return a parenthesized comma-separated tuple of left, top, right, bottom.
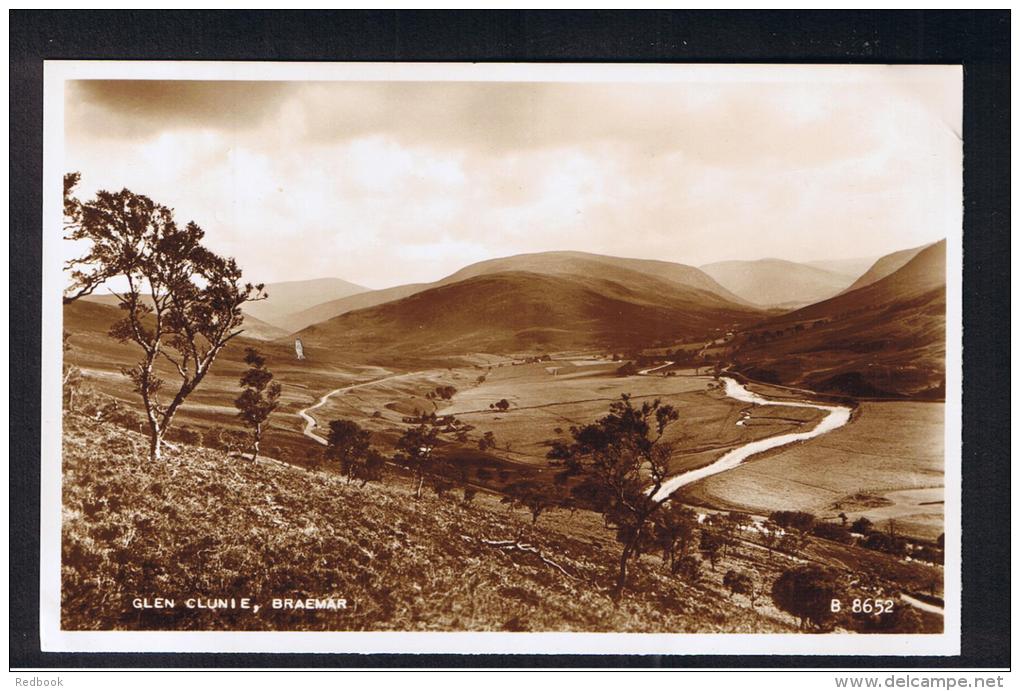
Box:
(64, 66, 961, 289)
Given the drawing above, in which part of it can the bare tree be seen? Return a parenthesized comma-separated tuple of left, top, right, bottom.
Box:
(63, 176, 265, 460)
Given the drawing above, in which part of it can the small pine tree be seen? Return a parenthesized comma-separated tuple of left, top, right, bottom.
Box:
(325, 419, 372, 482)
(234, 348, 282, 462)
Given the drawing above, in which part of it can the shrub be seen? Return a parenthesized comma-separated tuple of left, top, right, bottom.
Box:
(723, 569, 756, 603)
(166, 426, 202, 446)
(851, 516, 874, 535)
(429, 476, 455, 499)
(653, 503, 698, 573)
(769, 510, 816, 534)
(500, 480, 555, 525)
(863, 531, 908, 556)
(771, 565, 843, 631)
(811, 521, 854, 544)
(478, 431, 497, 452)
(326, 419, 372, 484)
(673, 555, 702, 584)
(699, 529, 725, 570)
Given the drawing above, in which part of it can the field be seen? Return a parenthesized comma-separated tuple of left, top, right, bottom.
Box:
(65, 298, 944, 546)
(306, 360, 826, 479)
(677, 401, 945, 540)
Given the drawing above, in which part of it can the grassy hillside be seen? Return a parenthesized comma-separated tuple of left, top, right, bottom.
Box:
(280, 251, 752, 333)
(84, 277, 367, 335)
(278, 282, 428, 333)
(838, 243, 930, 295)
(294, 270, 760, 357)
(82, 294, 289, 341)
(700, 258, 854, 308)
(62, 412, 795, 632)
(61, 411, 941, 633)
(727, 241, 946, 398)
(442, 251, 751, 306)
(243, 277, 367, 328)
(803, 256, 878, 279)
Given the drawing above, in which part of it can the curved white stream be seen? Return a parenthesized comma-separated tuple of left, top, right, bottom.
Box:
(653, 377, 852, 502)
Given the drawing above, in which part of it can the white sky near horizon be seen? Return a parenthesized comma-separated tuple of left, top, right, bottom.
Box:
(63, 66, 961, 290)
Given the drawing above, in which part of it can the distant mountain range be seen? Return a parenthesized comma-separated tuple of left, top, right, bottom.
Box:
(836, 242, 931, 295)
(83, 277, 367, 340)
(731, 240, 946, 398)
(71, 242, 946, 399)
(802, 256, 880, 279)
(242, 277, 366, 327)
(700, 258, 858, 309)
(290, 252, 762, 356)
(278, 251, 750, 333)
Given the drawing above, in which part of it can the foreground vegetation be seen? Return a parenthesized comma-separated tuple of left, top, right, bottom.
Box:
(62, 403, 941, 634)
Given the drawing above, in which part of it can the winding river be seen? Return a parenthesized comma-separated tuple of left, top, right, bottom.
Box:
(653, 377, 853, 502)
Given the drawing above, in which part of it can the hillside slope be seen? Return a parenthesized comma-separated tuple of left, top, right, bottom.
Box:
(85, 277, 367, 335)
(61, 413, 799, 633)
(281, 251, 750, 333)
(803, 256, 879, 279)
(700, 258, 855, 308)
(278, 282, 429, 333)
(244, 277, 367, 328)
(837, 243, 931, 295)
(293, 270, 761, 357)
(730, 241, 946, 398)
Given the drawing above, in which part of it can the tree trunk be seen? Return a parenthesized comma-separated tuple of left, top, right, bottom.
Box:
(251, 424, 261, 463)
(148, 427, 164, 462)
(612, 535, 639, 603)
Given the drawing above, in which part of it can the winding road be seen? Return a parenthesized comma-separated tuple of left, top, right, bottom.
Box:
(900, 593, 945, 616)
(653, 376, 853, 502)
(297, 371, 425, 445)
(637, 361, 675, 375)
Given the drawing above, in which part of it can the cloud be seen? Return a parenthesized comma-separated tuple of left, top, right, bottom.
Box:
(63, 69, 961, 289)
(66, 81, 295, 138)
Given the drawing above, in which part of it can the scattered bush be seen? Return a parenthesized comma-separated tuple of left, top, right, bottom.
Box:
(673, 555, 702, 584)
(723, 569, 757, 604)
(769, 510, 816, 534)
(811, 521, 854, 544)
(851, 516, 874, 535)
(863, 531, 908, 557)
(771, 565, 843, 631)
(500, 480, 555, 525)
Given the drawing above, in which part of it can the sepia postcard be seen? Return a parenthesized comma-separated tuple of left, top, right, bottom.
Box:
(40, 61, 962, 655)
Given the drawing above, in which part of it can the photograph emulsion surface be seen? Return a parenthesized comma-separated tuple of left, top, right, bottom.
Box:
(51, 65, 957, 644)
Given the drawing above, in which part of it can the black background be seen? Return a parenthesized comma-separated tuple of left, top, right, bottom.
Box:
(9, 10, 1010, 669)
